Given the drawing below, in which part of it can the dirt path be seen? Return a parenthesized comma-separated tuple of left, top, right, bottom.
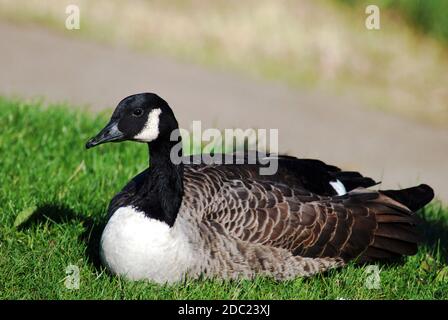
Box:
(1, 21, 447, 201)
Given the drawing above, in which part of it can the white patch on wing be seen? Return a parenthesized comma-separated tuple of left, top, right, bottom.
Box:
(134, 108, 162, 142)
(100, 206, 194, 283)
(330, 179, 347, 196)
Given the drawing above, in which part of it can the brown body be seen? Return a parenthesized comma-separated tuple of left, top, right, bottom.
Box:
(108, 160, 430, 280)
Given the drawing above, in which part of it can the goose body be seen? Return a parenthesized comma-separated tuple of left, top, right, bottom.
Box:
(86, 93, 434, 283)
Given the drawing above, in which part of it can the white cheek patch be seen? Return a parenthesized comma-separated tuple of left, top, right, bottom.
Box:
(134, 108, 162, 142)
(330, 179, 347, 196)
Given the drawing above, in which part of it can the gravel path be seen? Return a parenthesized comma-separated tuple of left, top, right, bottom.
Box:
(1, 22, 447, 201)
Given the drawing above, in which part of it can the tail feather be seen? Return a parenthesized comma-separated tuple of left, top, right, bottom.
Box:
(370, 236, 418, 256)
(357, 185, 434, 263)
(381, 184, 434, 212)
(363, 247, 396, 260)
(374, 223, 420, 243)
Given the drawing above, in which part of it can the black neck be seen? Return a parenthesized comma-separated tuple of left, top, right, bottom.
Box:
(138, 136, 184, 226)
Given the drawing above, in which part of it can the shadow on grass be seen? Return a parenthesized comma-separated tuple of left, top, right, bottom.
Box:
(19, 204, 105, 270)
(418, 207, 448, 262)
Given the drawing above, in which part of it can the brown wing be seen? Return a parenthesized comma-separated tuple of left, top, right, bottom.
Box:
(187, 165, 419, 262)
(181, 153, 377, 196)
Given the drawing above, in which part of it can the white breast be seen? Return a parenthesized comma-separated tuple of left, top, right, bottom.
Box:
(100, 206, 195, 283)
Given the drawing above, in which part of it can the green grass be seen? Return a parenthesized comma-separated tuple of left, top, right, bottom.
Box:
(0, 97, 447, 299)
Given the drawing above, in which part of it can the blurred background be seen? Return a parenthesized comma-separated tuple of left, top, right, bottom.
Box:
(0, 0, 447, 200)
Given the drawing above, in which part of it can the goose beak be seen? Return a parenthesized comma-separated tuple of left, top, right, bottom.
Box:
(86, 120, 125, 149)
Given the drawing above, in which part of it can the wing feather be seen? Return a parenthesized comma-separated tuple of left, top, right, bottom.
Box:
(188, 164, 384, 262)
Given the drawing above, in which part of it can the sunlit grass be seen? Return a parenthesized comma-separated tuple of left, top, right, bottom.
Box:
(0, 98, 447, 299)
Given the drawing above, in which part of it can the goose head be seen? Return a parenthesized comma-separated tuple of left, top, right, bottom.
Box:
(86, 93, 179, 149)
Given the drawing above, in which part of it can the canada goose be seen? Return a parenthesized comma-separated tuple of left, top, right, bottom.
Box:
(86, 93, 434, 283)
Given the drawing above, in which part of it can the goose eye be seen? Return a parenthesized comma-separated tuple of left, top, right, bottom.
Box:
(133, 108, 144, 117)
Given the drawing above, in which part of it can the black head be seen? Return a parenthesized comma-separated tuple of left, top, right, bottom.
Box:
(86, 93, 179, 149)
